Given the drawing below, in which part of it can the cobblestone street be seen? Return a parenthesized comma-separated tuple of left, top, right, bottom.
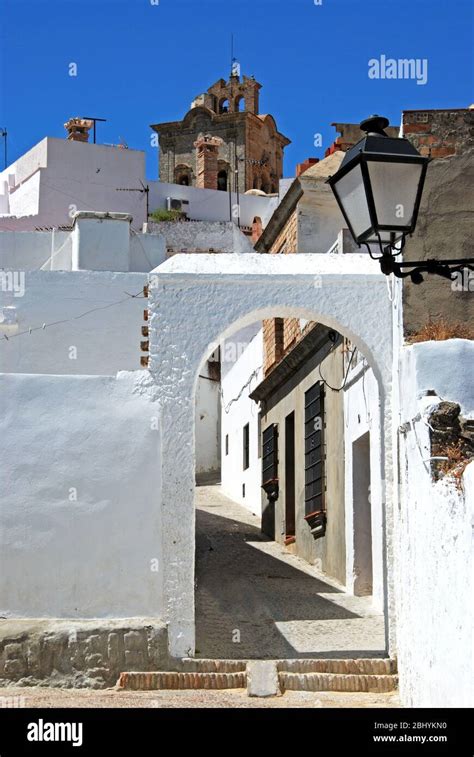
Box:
(195, 486, 386, 660)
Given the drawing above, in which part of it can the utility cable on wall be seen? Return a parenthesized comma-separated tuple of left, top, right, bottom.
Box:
(317, 346, 356, 392)
(0, 289, 146, 342)
(220, 365, 262, 414)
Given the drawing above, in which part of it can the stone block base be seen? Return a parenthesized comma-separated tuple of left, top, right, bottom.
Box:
(0, 618, 168, 689)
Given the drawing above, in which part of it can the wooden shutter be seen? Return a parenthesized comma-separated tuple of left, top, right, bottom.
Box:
(262, 424, 278, 486)
(304, 382, 325, 516)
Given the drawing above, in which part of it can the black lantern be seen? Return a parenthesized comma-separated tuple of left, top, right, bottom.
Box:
(327, 115, 427, 247)
(327, 115, 474, 283)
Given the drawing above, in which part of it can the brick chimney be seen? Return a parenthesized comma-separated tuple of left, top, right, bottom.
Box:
(64, 117, 93, 143)
(194, 135, 223, 189)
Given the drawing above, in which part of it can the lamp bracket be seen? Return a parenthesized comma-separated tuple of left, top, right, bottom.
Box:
(362, 236, 474, 284)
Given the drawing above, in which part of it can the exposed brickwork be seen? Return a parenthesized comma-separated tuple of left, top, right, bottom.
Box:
(277, 658, 397, 675)
(64, 117, 93, 143)
(271, 211, 298, 254)
(118, 671, 246, 690)
(251, 215, 263, 243)
(296, 157, 319, 176)
(283, 317, 300, 352)
(324, 121, 399, 157)
(194, 135, 222, 189)
(151, 72, 290, 193)
(403, 108, 474, 158)
(279, 672, 398, 693)
(263, 317, 284, 375)
(118, 658, 398, 695)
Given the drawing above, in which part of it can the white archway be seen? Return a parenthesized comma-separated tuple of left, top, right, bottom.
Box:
(149, 253, 395, 659)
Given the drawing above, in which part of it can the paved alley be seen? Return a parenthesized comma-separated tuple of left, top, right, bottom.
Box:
(195, 486, 386, 660)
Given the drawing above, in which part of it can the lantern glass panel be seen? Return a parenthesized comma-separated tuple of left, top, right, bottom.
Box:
(367, 160, 423, 229)
(333, 163, 371, 239)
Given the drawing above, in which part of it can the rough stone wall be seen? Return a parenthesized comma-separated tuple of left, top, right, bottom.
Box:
(154, 89, 289, 194)
(428, 401, 474, 480)
(206, 74, 261, 115)
(403, 109, 473, 159)
(402, 109, 474, 334)
(157, 115, 247, 192)
(0, 619, 168, 689)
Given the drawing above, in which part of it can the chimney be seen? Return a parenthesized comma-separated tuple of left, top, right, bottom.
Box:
(194, 134, 223, 189)
(296, 157, 319, 177)
(64, 117, 93, 143)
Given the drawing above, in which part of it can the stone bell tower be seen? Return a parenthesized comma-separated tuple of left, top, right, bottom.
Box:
(151, 64, 290, 194)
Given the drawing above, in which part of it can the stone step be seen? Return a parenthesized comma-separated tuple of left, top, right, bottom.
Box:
(277, 658, 397, 675)
(279, 671, 398, 693)
(117, 671, 246, 691)
(178, 658, 247, 673)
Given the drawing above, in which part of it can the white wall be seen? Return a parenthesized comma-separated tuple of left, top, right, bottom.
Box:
(148, 181, 278, 229)
(220, 329, 264, 513)
(395, 340, 474, 707)
(146, 220, 254, 254)
(0, 226, 166, 273)
(0, 138, 148, 230)
(0, 271, 147, 375)
(343, 359, 385, 611)
(195, 366, 220, 483)
(0, 136, 278, 233)
(0, 229, 71, 270)
(0, 371, 163, 618)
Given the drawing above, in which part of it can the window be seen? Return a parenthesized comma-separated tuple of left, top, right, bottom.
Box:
(217, 170, 228, 192)
(243, 423, 250, 470)
(225, 434, 229, 456)
(304, 382, 325, 516)
(219, 98, 229, 114)
(242, 483, 246, 498)
(262, 424, 278, 486)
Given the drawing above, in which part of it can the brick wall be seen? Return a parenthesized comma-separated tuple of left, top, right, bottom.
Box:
(262, 210, 317, 375)
(403, 108, 474, 159)
(283, 317, 300, 352)
(271, 212, 298, 254)
(263, 317, 284, 374)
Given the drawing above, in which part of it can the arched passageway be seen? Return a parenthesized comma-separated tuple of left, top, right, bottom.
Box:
(149, 253, 394, 659)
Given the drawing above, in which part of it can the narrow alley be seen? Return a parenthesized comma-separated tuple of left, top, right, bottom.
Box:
(195, 486, 386, 660)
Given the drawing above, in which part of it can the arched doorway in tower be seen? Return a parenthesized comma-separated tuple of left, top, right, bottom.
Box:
(217, 170, 228, 192)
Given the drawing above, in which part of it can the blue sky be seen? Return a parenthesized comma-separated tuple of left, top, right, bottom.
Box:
(1, 0, 472, 178)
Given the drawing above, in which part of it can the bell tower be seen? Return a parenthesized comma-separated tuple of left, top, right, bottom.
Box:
(151, 68, 290, 193)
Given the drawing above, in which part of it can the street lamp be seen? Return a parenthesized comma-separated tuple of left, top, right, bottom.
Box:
(327, 115, 474, 283)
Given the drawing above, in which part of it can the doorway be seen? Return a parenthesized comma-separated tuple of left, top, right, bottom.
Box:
(352, 432, 373, 595)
